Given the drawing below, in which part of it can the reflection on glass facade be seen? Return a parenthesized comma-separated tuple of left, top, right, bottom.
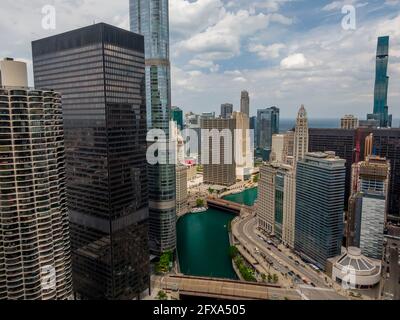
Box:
(309, 128, 400, 217)
(257, 107, 279, 161)
(368, 36, 392, 128)
(130, 0, 176, 255)
(171, 107, 183, 131)
(295, 153, 346, 270)
(32, 23, 150, 299)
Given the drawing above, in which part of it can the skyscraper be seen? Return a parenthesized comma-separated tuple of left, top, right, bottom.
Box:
(341, 115, 359, 129)
(294, 105, 308, 166)
(271, 134, 285, 163)
(257, 163, 296, 248)
(282, 130, 295, 166)
(176, 165, 188, 216)
(32, 23, 150, 299)
(309, 127, 400, 216)
(368, 36, 392, 128)
(348, 154, 390, 259)
(250, 116, 257, 145)
(257, 107, 279, 161)
(185, 112, 201, 161)
(257, 164, 277, 235)
(0, 58, 28, 87)
(240, 91, 250, 117)
(309, 128, 356, 211)
(130, 0, 176, 255)
(171, 106, 183, 131)
(295, 152, 346, 270)
(201, 117, 236, 186)
(220, 103, 233, 119)
(233, 111, 253, 181)
(0, 59, 72, 299)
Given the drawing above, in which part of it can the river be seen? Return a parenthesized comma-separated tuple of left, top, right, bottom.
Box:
(176, 188, 258, 280)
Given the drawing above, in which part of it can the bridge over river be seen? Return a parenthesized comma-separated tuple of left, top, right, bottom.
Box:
(206, 197, 255, 216)
(154, 275, 302, 300)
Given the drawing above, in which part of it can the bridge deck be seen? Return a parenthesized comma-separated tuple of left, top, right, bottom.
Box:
(206, 197, 253, 214)
(163, 275, 301, 300)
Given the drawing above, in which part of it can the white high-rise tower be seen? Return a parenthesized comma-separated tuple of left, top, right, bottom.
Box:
(294, 105, 309, 167)
(0, 59, 72, 299)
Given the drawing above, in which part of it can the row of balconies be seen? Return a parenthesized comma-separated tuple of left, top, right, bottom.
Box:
(0, 143, 64, 152)
(0, 101, 62, 109)
(0, 121, 64, 128)
(0, 166, 64, 176)
(0, 89, 60, 97)
(0, 173, 62, 184)
(0, 203, 63, 214)
(0, 185, 65, 199)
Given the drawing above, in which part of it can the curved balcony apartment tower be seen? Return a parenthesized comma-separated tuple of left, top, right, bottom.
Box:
(0, 58, 72, 299)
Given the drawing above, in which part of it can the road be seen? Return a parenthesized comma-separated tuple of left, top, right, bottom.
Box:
(235, 215, 336, 287)
(233, 215, 349, 300)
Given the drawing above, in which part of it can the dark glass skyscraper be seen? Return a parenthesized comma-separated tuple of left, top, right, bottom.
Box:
(130, 0, 176, 255)
(368, 36, 392, 128)
(257, 107, 279, 160)
(220, 103, 233, 119)
(32, 23, 150, 299)
(309, 128, 356, 210)
(309, 128, 400, 217)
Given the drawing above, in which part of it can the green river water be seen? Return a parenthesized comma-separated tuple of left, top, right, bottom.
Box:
(177, 188, 258, 279)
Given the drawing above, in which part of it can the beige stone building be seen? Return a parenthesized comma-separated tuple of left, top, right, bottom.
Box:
(271, 134, 285, 163)
(294, 105, 309, 167)
(233, 111, 253, 181)
(0, 58, 28, 87)
(201, 117, 236, 186)
(341, 114, 359, 129)
(176, 165, 188, 215)
(256, 162, 296, 248)
(282, 168, 296, 248)
(283, 130, 295, 166)
(256, 164, 276, 234)
(256, 105, 309, 248)
(186, 163, 197, 181)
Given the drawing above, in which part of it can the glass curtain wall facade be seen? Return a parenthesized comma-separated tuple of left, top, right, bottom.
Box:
(32, 23, 150, 300)
(171, 107, 183, 131)
(295, 153, 346, 270)
(257, 107, 279, 161)
(309, 128, 400, 217)
(220, 103, 233, 119)
(130, 0, 176, 255)
(368, 36, 392, 128)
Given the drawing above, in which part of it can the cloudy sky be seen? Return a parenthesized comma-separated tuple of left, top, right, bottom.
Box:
(1, 0, 399, 119)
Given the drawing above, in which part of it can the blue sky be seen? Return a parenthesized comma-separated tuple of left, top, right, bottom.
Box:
(0, 0, 399, 119)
